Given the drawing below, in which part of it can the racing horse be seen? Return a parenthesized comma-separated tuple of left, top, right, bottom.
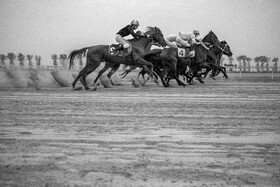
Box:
(135, 30, 223, 87)
(196, 31, 232, 80)
(200, 40, 233, 79)
(68, 26, 166, 90)
(185, 30, 224, 84)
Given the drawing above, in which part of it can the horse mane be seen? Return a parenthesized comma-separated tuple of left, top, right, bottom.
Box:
(202, 30, 220, 44)
(144, 26, 154, 33)
(144, 26, 162, 34)
(202, 32, 210, 41)
(210, 30, 219, 39)
(221, 40, 227, 44)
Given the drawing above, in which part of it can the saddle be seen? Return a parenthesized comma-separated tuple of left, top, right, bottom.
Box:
(109, 42, 132, 57)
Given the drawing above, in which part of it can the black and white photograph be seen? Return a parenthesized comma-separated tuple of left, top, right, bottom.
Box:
(0, 0, 280, 186)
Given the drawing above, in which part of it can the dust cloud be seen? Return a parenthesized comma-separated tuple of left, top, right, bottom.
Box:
(0, 64, 76, 90)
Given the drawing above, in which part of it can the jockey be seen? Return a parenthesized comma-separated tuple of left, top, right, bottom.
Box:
(165, 30, 209, 56)
(113, 20, 142, 51)
(165, 30, 209, 79)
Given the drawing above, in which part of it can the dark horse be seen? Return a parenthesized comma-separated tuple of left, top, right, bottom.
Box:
(195, 31, 232, 80)
(68, 27, 167, 90)
(185, 30, 224, 84)
(200, 40, 233, 79)
(130, 30, 223, 87)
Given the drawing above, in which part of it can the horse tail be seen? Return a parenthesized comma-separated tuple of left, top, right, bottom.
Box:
(68, 47, 90, 69)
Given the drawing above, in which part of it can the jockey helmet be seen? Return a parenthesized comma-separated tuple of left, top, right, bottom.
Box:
(193, 30, 200, 35)
(131, 20, 140, 26)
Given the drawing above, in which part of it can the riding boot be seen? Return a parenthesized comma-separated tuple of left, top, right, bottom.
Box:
(114, 45, 124, 51)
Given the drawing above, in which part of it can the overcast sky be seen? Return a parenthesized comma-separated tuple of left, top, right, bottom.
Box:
(0, 0, 280, 65)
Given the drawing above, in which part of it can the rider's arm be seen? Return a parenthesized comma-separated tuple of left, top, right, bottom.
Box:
(127, 25, 141, 39)
(191, 35, 200, 45)
(176, 36, 190, 48)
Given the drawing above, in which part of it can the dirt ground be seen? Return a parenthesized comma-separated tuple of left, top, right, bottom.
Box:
(0, 73, 280, 187)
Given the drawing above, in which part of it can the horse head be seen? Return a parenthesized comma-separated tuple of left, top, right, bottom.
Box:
(221, 40, 233, 57)
(144, 26, 167, 47)
(202, 30, 221, 48)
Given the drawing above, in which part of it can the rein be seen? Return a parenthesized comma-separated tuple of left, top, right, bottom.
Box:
(203, 42, 229, 55)
(143, 33, 162, 47)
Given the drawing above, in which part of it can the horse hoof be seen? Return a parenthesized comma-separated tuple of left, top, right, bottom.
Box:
(198, 80, 205, 84)
(73, 86, 83, 90)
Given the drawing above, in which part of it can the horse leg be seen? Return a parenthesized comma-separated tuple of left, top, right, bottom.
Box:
(141, 69, 159, 86)
(146, 68, 160, 86)
(152, 71, 160, 85)
(152, 68, 166, 87)
(139, 69, 149, 86)
(72, 64, 91, 89)
(196, 72, 204, 84)
(210, 64, 227, 79)
(184, 65, 194, 84)
(219, 66, 228, 79)
(201, 63, 212, 79)
(174, 77, 186, 87)
(166, 77, 171, 87)
(168, 68, 186, 87)
(136, 70, 143, 85)
(80, 66, 97, 90)
(192, 62, 205, 84)
(136, 58, 154, 76)
(120, 66, 135, 78)
(173, 62, 186, 87)
(210, 66, 217, 80)
(199, 62, 211, 78)
(137, 69, 146, 82)
(119, 69, 130, 78)
(182, 67, 192, 84)
(107, 64, 120, 85)
(159, 66, 171, 87)
(93, 63, 111, 85)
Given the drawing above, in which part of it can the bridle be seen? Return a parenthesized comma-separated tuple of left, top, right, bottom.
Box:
(219, 42, 231, 56)
(144, 28, 166, 47)
(203, 40, 230, 56)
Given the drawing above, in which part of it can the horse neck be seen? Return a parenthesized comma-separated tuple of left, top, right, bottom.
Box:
(130, 37, 151, 50)
(202, 35, 211, 43)
(203, 34, 220, 47)
(217, 53, 223, 62)
(211, 47, 222, 56)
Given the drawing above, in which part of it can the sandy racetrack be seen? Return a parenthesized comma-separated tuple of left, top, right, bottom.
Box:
(0, 72, 280, 187)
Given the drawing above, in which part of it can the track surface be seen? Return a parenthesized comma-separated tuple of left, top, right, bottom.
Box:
(1, 74, 280, 187)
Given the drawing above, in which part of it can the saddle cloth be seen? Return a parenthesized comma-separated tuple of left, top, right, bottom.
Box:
(109, 42, 132, 57)
(177, 47, 191, 58)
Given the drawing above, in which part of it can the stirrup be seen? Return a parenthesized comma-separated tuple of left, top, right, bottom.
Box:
(110, 47, 119, 55)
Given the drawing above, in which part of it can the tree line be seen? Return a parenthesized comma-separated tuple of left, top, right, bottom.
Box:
(1, 53, 42, 67)
(1, 52, 278, 73)
(0, 53, 82, 68)
(226, 55, 278, 73)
